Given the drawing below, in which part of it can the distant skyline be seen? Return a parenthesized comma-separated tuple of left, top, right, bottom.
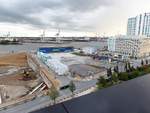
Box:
(0, 0, 150, 37)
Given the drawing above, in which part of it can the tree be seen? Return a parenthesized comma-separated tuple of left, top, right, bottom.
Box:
(111, 73, 119, 83)
(98, 77, 107, 87)
(124, 62, 131, 72)
(109, 68, 112, 76)
(107, 68, 112, 77)
(48, 87, 59, 105)
(130, 66, 135, 71)
(137, 66, 144, 72)
(141, 60, 144, 66)
(69, 81, 76, 96)
(146, 59, 148, 65)
(124, 62, 128, 72)
(128, 62, 131, 72)
(114, 65, 119, 73)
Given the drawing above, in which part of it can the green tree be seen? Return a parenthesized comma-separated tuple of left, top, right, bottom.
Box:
(107, 68, 112, 77)
(137, 66, 144, 71)
(141, 60, 144, 66)
(114, 65, 119, 73)
(98, 77, 107, 87)
(124, 62, 128, 72)
(146, 59, 148, 65)
(124, 62, 131, 72)
(69, 81, 76, 96)
(111, 73, 119, 83)
(128, 62, 131, 72)
(48, 87, 59, 105)
(130, 66, 135, 71)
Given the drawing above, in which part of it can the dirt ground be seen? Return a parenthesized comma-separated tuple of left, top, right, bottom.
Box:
(0, 52, 28, 67)
(0, 68, 41, 102)
(0, 71, 38, 86)
(0, 85, 29, 102)
(0, 53, 42, 102)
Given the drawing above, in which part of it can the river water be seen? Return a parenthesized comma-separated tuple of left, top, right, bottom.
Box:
(0, 41, 106, 53)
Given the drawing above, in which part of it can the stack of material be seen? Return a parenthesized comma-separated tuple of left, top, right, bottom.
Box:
(46, 59, 68, 75)
(37, 52, 51, 62)
(37, 52, 69, 75)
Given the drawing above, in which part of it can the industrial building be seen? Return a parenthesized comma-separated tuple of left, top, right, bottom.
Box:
(107, 36, 150, 58)
(127, 12, 150, 37)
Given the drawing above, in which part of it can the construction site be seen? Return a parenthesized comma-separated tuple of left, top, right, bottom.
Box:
(0, 46, 107, 110)
(37, 47, 107, 86)
(0, 52, 58, 110)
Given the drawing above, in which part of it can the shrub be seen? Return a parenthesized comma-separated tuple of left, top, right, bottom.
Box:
(118, 72, 129, 81)
(128, 70, 140, 79)
(111, 73, 119, 83)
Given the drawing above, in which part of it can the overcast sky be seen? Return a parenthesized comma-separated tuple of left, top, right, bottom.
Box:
(0, 0, 150, 37)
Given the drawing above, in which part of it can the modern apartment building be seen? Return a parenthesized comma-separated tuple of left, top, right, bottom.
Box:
(127, 13, 150, 37)
(108, 36, 150, 58)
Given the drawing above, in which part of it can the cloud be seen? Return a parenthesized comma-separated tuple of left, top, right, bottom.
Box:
(0, 0, 114, 32)
(64, 0, 112, 12)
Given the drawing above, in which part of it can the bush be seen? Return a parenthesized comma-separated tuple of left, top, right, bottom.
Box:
(98, 77, 107, 87)
(97, 77, 113, 89)
(118, 72, 129, 81)
(128, 70, 140, 79)
(144, 68, 150, 73)
(137, 66, 144, 71)
(97, 62, 150, 90)
(111, 73, 119, 83)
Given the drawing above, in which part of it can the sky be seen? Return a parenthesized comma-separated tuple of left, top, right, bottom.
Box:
(0, 0, 150, 37)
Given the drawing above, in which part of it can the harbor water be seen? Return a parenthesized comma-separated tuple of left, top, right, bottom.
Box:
(0, 41, 106, 53)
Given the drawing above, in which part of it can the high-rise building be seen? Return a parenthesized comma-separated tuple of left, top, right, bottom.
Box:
(127, 13, 150, 37)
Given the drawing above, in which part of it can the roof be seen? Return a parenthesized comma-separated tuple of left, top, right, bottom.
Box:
(31, 74, 150, 113)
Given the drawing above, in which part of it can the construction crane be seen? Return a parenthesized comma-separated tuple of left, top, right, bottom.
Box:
(3, 32, 11, 38)
(55, 28, 61, 43)
(40, 30, 45, 42)
(6, 32, 10, 37)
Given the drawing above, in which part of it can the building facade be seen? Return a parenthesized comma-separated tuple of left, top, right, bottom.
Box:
(108, 36, 150, 58)
(127, 13, 150, 37)
(107, 37, 116, 52)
